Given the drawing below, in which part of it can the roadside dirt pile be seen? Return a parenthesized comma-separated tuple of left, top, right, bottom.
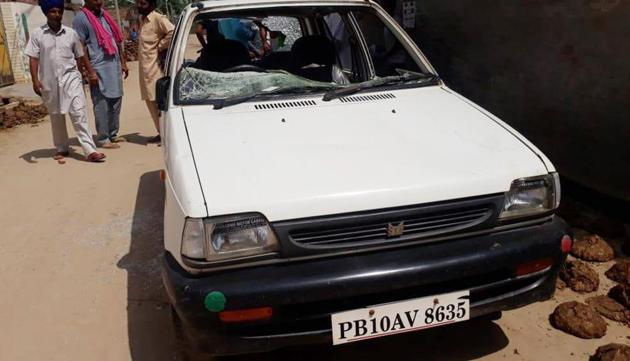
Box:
(586, 295, 630, 325)
(560, 260, 600, 293)
(124, 41, 138, 62)
(609, 284, 630, 309)
(571, 231, 615, 262)
(0, 98, 48, 130)
(606, 261, 630, 286)
(591, 344, 630, 361)
(551, 301, 607, 338)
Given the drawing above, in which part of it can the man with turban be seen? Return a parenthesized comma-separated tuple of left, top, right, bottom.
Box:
(73, 0, 128, 149)
(24, 0, 106, 162)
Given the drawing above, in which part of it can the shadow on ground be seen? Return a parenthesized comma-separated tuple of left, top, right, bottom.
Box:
(117, 173, 510, 361)
(118, 171, 179, 361)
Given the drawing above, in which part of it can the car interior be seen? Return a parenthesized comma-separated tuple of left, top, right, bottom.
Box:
(183, 6, 425, 85)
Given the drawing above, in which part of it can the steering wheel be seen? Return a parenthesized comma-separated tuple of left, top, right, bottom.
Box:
(223, 64, 268, 73)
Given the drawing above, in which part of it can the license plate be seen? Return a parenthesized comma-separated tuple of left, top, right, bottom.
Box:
(331, 290, 470, 345)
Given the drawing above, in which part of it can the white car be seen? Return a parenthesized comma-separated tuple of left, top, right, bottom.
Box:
(157, 0, 570, 358)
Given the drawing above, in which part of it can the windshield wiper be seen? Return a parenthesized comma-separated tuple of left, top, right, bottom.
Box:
(212, 87, 333, 110)
(322, 70, 438, 102)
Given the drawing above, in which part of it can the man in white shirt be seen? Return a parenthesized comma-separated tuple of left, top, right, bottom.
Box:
(25, 0, 106, 162)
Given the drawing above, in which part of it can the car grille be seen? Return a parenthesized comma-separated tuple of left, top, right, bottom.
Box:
(272, 194, 504, 256)
(290, 206, 492, 247)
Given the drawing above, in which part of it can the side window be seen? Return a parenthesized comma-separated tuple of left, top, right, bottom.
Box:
(262, 17, 302, 51)
(323, 13, 364, 82)
(351, 10, 422, 77)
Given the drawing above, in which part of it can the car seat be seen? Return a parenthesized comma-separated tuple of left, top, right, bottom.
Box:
(290, 35, 337, 82)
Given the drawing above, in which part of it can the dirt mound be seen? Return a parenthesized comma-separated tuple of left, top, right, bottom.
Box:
(606, 261, 630, 286)
(551, 301, 607, 339)
(571, 231, 615, 262)
(591, 344, 630, 361)
(1, 100, 48, 130)
(586, 296, 630, 325)
(560, 260, 599, 293)
(124, 40, 138, 62)
(609, 284, 630, 309)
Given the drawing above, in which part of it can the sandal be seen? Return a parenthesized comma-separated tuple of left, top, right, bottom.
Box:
(53, 151, 69, 160)
(87, 152, 106, 162)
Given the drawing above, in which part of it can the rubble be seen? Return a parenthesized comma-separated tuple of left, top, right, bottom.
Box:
(570, 231, 615, 262)
(559, 260, 599, 293)
(550, 301, 607, 339)
(586, 296, 630, 325)
(591, 343, 630, 361)
(606, 261, 630, 286)
(124, 40, 138, 62)
(556, 277, 567, 290)
(609, 284, 630, 309)
(0, 99, 48, 130)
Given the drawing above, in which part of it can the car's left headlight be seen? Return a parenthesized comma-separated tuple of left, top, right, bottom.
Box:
(181, 213, 278, 263)
(499, 173, 560, 220)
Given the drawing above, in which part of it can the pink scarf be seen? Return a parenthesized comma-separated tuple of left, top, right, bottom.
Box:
(82, 8, 123, 56)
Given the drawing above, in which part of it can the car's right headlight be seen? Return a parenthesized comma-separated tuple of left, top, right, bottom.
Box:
(181, 213, 279, 263)
(499, 173, 560, 220)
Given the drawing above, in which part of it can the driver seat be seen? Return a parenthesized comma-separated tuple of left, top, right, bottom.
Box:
(290, 35, 336, 82)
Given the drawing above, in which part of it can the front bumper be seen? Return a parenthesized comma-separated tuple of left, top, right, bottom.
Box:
(162, 216, 568, 356)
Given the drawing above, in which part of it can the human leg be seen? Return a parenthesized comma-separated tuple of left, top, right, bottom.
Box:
(145, 100, 160, 132)
(50, 114, 70, 153)
(68, 100, 98, 157)
(107, 96, 122, 141)
(91, 86, 112, 146)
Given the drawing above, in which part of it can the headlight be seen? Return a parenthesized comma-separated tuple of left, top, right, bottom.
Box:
(499, 173, 560, 220)
(181, 213, 278, 263)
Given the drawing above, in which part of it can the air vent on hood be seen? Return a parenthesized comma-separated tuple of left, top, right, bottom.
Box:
(254, 100, 317, 110)
(339, 93, 396, 103)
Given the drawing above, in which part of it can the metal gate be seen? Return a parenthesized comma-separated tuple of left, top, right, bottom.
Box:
(0, 14, 15, 87)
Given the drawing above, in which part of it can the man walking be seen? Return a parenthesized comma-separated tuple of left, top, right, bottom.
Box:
(25, 0, 106, 162)
(73, 0, 128, 149)
(136, 0, 174, 144)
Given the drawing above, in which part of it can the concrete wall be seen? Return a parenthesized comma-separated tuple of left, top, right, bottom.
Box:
(0, 2, 50, 83)
(0, 2, 76, 84)
(405, 1, 630, 200)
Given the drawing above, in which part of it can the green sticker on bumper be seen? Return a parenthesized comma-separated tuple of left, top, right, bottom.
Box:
(204, 291, 226, 312)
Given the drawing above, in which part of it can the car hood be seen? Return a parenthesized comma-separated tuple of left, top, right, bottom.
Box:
(182, 86, 548, 221)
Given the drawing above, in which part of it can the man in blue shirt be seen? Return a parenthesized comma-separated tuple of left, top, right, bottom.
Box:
(73, 0, 128, 149)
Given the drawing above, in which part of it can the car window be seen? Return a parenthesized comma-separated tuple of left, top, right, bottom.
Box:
(262, 16, 302, 51)
(351, 10, 422, 77)
(175, 6, 431, 106)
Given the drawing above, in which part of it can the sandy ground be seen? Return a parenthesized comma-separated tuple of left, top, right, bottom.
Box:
(0, 64, 628, 361)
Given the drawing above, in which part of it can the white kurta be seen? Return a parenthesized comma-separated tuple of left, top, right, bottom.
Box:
(24, 25, 86, 115)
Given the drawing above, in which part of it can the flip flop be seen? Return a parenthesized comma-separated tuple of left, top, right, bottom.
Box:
(53, 151, 70, 160)
(87, 152, 106, 162)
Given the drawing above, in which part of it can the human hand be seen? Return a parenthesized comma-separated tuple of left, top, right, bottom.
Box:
(121, 63, 129, 79)
(32, 80, 43, 96)
(88, 71, 99, 87)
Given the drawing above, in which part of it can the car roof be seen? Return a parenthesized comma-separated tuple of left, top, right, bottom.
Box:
(190, 0, 373, 10)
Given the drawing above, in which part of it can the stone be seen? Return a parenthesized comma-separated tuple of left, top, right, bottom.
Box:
(606, 261, 630, 286)
(550, 301, 607, 339)
(609, 284, 630, 309)
(559, 260, 599, 293)
(586, 295, 630, 325)
(570, 232, 615, 262)
(591, 344, 630, 361)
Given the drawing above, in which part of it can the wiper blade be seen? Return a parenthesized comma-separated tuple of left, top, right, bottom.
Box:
(322, 72, 438, 102)
(212, 86, 335, 110)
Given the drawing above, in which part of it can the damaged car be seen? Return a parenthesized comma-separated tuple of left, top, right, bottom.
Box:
(156, 0, 571, 358)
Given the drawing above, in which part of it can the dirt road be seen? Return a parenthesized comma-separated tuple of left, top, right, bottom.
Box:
(0, 65, 627, 361)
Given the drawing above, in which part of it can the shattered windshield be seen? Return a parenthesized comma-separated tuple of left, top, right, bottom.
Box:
(178, 67, 339, 103)
(175, 5, 434, 107)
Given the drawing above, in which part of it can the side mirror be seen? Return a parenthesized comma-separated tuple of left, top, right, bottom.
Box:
(156, 76, 171, 111)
